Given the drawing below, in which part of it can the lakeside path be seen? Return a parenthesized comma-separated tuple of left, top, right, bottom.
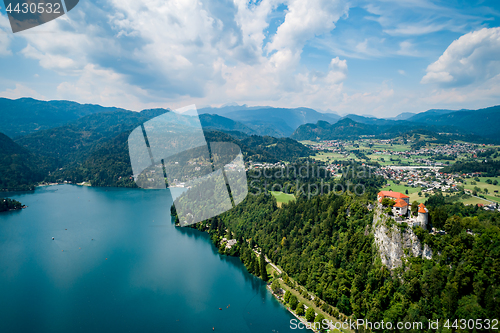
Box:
(254, 249, 353, 333)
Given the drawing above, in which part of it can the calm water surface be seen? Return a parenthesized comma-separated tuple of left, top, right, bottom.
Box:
(0, 185, 295, 333)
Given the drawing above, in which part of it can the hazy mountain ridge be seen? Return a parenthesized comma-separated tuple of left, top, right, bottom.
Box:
(406, 105, 500, 138)
(292, 105, 500, 141)
(200, 106, 341, 137)
(0, 97, 125, 138)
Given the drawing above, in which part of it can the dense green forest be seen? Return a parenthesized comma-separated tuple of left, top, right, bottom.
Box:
(441, 161, 500, 177)
(0, 132, 52, 191)
(44, 129, 312, 186)
(2, 104, 313, 189)
(180, 172, 500, 332)
(0, 198, 23, 212)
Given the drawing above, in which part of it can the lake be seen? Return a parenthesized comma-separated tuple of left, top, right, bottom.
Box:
(0, 185, 296, 333)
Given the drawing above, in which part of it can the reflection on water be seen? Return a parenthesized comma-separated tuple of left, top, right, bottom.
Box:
(0, 185, 294, 333)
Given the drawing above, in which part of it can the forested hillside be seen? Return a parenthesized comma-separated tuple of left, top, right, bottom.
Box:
(407, 105, 500, 139)
(15, 109, 168, 167)
(291, 118, 377, 140)
(0, 97, 123, 138)
(47, 130, 313, 185)
(0, 198, 23, 212)
(0, 132, 51, 191)
(441, 161, 500, 177)
(185, 176, 500, 331)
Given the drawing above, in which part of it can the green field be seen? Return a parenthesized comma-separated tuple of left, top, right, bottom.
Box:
(463, 177, 500, 203)
(306, 139, 477, 167)
(271, 191, 296, 207)
(460, 196, 493, 205)
(380, 180, 427, 203)
(312, 152, 349, 162)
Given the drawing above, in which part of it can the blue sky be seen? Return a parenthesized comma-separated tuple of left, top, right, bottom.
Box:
(0, 0, 500, 117)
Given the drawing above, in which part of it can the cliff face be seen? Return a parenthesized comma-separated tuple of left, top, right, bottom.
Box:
(373, 208, 433, 270)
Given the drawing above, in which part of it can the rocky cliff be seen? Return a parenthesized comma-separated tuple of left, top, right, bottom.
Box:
(373, 208, 433, 270)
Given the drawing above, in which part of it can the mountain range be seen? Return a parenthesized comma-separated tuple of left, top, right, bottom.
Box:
(1, 97, 499, 190)
(199, 106, 340, 137)
(0, 97, 125, 138)
(291, 105, 500, 141)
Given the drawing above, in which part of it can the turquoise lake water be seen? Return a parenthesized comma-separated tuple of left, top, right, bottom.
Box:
(0, 185, 296, 333)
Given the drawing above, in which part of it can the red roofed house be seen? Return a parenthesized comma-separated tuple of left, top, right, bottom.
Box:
(393, 198, 408, 215)
(378, 191, 410, 205)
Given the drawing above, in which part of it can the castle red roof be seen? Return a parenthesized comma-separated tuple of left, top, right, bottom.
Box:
(394, 199, 408, 208)
(378, 191, 409, 199)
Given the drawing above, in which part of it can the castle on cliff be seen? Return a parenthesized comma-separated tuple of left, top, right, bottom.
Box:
(378, 190, 428, 229)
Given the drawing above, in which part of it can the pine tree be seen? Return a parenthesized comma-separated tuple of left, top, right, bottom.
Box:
(252, 253, 260, 276)
(260, 250, 268, 281)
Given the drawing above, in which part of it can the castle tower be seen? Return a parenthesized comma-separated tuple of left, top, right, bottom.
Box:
(417, 203, 429, 229)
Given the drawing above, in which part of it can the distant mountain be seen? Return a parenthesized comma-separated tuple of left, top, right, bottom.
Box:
(388, 112, 416, 121)
(342, 114, 401, 127)
(198, 104, 269, 116)
(15, 109, 169, 167)
(407, 108, 465, 122)
(407, 105, 500, 138)
(290, 117, 484, 142)
(0, 97, 124, 138)
(199, 114, 256, 136)
(0, 132, 49, 191)
(291, 118, 375, 141)
(202, 106, 340, 137)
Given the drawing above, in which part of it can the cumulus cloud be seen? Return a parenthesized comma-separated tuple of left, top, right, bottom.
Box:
(56, 64, 151, 110)
(0, 83, 46, 99)
(397, 40, 420, 57)
(9, 0, 351, 110)
(421, 27, 500, 86)
(0, 14, 13, 56)
(267, 0, 348, 53)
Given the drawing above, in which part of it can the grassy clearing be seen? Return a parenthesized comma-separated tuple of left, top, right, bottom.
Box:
(299, 140, 321, 146)
(312, 152, 349, 162)
(463, 177, 500, 204)
(459, 196, 492, 205)
(382, 180, 422, 195)
(271, 191, 296, 208)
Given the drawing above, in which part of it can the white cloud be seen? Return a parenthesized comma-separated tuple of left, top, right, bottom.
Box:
(56, 64, 151, 110)
(0, 14, 13, 56)
(267, 0, 348, 53)
(421, 27, 500, 86)
(326, 57, 348, 84)
(0, 83, 46, 99)
(397, 40, 420, 56)
(398, 69, 405, 75)
(10, 0, 351, 110)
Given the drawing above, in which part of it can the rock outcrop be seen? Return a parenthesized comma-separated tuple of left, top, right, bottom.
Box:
(373, 208, 432, 270)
